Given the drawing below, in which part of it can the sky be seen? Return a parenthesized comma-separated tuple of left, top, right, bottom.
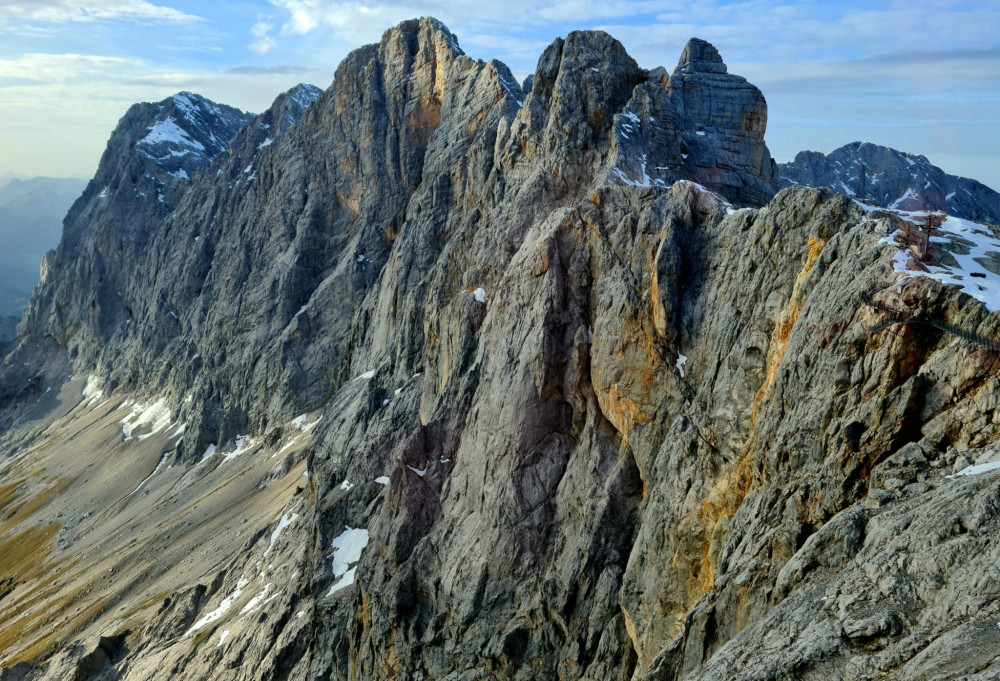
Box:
(0, 0, 998, 190)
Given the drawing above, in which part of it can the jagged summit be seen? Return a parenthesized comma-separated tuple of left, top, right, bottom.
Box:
(132, 92, 253, 178)
(372, 15, 466, 63)
(780, 140, 1000, 224)
(674, 37, 727, 75)
(261, 82, 323, 134)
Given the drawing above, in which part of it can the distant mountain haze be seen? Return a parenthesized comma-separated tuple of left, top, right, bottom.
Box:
(0, 176, 86, 319)
(0, 171, 18, 189)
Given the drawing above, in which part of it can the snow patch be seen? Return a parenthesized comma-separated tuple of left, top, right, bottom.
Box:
(140, 118, 205, 152)
(473, 287, 486, 303)
(374, 476, 390, 485)
(889, 188, 917, 209)
(257, 137, 273, 150)
(949, 461, 1000, 478)
(121, 398, 172, 442)
(885, 213, 1000, 311)
(613, 153, 652, 188)
(676, 354, 688, 378)
(221, 435, 255, 463)
(187, 576, 249, 634)
(80, 375, 103, 407)
(328, 568, 356, 595)
(264, 507, 300, 558)
(290, 412, 322, 431)
(327, 527, 369, 596)
(131, 452, 170, 494)
(239, 583, 272, 616)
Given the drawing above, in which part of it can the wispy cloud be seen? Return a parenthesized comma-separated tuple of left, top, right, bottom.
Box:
(0, 0, 201, 24)
(0, 53, 141, 82)
(250, 36, 278, 54)
(225, 65, 310, 75)
(249, 13, 277, 54)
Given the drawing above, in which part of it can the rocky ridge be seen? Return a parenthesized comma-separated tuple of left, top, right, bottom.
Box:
(780, 141, 1000, 225)
(0, 17, 999, 681)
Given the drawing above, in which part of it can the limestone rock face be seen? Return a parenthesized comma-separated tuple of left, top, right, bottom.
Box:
(2, 16, 999, 681)
(666, 38, 777, 205)
(674, 37, 727, 74)
(605, 37, 778, 208)
(780, 141, 1000, 224)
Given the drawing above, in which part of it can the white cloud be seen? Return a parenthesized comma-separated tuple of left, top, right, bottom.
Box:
(0, 53, 141, 82)
(273, 1, 411, 39)
(267, 0, 686, 37)
(250, 14, 277, 54)
(252, 18, 274, 39)
(250, 37, 278, 55)
(0, 0, 201, 24)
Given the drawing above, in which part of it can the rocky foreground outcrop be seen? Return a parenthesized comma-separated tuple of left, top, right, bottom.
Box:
(780, 141, 1000, 225)
(1, 17, 999, 681)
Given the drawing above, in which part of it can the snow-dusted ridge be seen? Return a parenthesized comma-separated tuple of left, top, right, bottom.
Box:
(874, 203, 1000, 312)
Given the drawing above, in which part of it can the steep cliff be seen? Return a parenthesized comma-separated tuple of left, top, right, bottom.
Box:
(1, 17, 998, 681)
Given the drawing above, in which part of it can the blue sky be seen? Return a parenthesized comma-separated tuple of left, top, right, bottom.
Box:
(0, 0, 998, 190)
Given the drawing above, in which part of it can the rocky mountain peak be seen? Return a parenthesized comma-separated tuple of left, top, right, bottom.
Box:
(674, 37, 727, 75)
(517, 29, 644, 159)
(377, 15, 466, 66)
(259, 82, 323, 136)
(132, 92, 253, 179)
(780, 140, 1000, 224)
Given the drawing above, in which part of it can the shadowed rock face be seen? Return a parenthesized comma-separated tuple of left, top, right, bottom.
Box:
(780, 141, 1000, 225)
(2, 16, 1000, 681)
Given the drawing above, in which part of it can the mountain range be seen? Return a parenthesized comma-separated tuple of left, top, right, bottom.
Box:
(780, 141, 1000, 224)
(1, 17, 1000, 681)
